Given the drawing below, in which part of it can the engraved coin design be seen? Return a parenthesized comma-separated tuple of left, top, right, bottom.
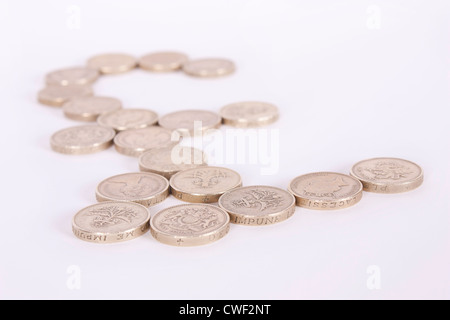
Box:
(38, 85, 93, 107)
(170, 166, 242, 203)
(72, 201, 150, 243)
(139, 51, 189, 72)
(50, 125, 116, 155)
(114, 126, 178, 157)
(96, 172, 169, 207)
(158, 110, 221, 135)
(350, 157, 423, 193)
(220, 101, 279, 127)
(87, 53, 137, 74)
(97, 108, 158, 131)
(139, 146, 207, 179)
(183, 58, 235, 77)
(46, 67, 99, 86)
(288, 172, 363, 210)
(63, 96, 122, 122)
(219, 186, 296, 226)
(150, 204, 230, 247)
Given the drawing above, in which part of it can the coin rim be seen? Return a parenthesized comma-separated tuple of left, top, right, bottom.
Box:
(220, 101, 280, 128)
(87, 53, 137, 74)
(139, 51, 189, 72)
(182, 58, 235, 78)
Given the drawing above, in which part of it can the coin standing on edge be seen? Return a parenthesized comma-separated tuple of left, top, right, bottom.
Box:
(87, 53, 137, 74)
(219, 186, 296, 226)
(50, 125, 116, 155)
(220, 101, 279, 128)
(38, 85, 93, 107)
(72, 201, 150, 243)
(158, 110, 221, 135)
(139, 51, 189, 72)
(97, 108, 159, 131)
(46, 67, 99, 87)
(350, 157, 424, 193)
(170, 166, 242, 203)
(96, 172, 170, 207)
(183, 58, 235, 77)
(63, 96, 122, 122)
(150, 204, 230, 247)
(288, 172, 363, 210)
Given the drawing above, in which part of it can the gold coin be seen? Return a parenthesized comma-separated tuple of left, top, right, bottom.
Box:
(63, 96, 122, 122)
(158, 110, 221, 135)
(150, 204, 230, 247)
(350, 157, 424, 193)
(139, 51, 188, 72)
(183, 58, 235, 77)
(218, 186, 296, 226)
(114, 126, 178, 157)
(170, 166, 242, 203)
(87, 53, 137, 74)
(38, 85, 93, 107)
(96, 172, 169, 207)
(50, 125, 115, 155)
(139, 146, 207, 179)
(46, 67, 99, 86)
(72, 201, 150, 243)
(97, 108, 158, 132)
(288, 172, 363, 210)
(220, 101, 279, 127)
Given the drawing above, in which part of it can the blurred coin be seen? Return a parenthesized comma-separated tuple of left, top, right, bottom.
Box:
(220, 101, 279, 127)
(139, 51, 188, 72)
(46, 67, 99, 86)
(38, 85, 93, 107)
(97, 108, 158, 131)
(87, 53, 137, 74)
(158, 109, 221, 135)
(183, 58, 235, 77)
(63, 96, 122, 122)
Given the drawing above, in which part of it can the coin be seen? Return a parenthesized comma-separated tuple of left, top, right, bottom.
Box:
(350, 157, 424, 193)
(183, 58, 235, 77)
(45, 67, 99, 86)
(150, 204, 230, 247)
(96, 172, 169, 207)
(218, 186, 296, 226)
(139, 51, 189, 72)
(220, 101, 279, 127)
(158, 110, 221, 135)
(97, 108, 158, 131)
(38, 85, 93, 107)
(63, 96, 122, 122)
(170, 166, 242, 203)
(87, 53, 137, 74)
(72, 201, 150, 243)
(50, 125, 115, 155)
(114, 126, 178, 157)
(288, 172, 363, 210)
(139, 146, 207, 179)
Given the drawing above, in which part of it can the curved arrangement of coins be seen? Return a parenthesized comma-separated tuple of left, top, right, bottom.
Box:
(39, 51, 424, 247)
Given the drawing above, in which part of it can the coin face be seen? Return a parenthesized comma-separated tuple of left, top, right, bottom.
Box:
(50, 125, 116, 155)
(150, 204, 230, 247)
(288, 172, 363, 210)
(220, 101, 279, 127)
(183, 58, 235, 77)
(219, 186, 296, 226)
(114, 126, 178, 157)
(97, 108, 158, 131)
(158, 110, 221, 135)
(72, 201, 150, 243)
(139, 51, 188, 72)
(96, 172, 169, 207)
(46, 67, 99, 86)
(87, 53, 137, 74)
(63, 96, 122, 122)
(38, 85, 93, 107)
(350, 157, 423, 193)
(170, 166, 242, 203)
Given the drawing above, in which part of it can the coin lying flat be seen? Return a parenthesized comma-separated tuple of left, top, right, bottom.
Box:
(158, 110, 221, 135)
(350, 157, 423, 193)
(220, 101, 279, 128)
(87, 53, 137, 74)
(63, 96, 122, 122)
(170, 166, 242, 203)
(139, 51, 188, 72)
(38, 85, 93, 107)
(288, 172, 363, 210)
(72, 201, 150, 243)
(50, 125, 116, 155)
(139, 146, 207, 179)
(183, 58, 235, 77)
(114, 126, 178, 157)
(96, 172, 169, 207)
(150, 204, 230, 247)
(46, 67, 99, 86)
(97, 108, 158, 132)
(219, 186, 296, 226)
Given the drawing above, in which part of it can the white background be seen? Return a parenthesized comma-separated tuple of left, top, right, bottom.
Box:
(0, 0, 449, 300)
